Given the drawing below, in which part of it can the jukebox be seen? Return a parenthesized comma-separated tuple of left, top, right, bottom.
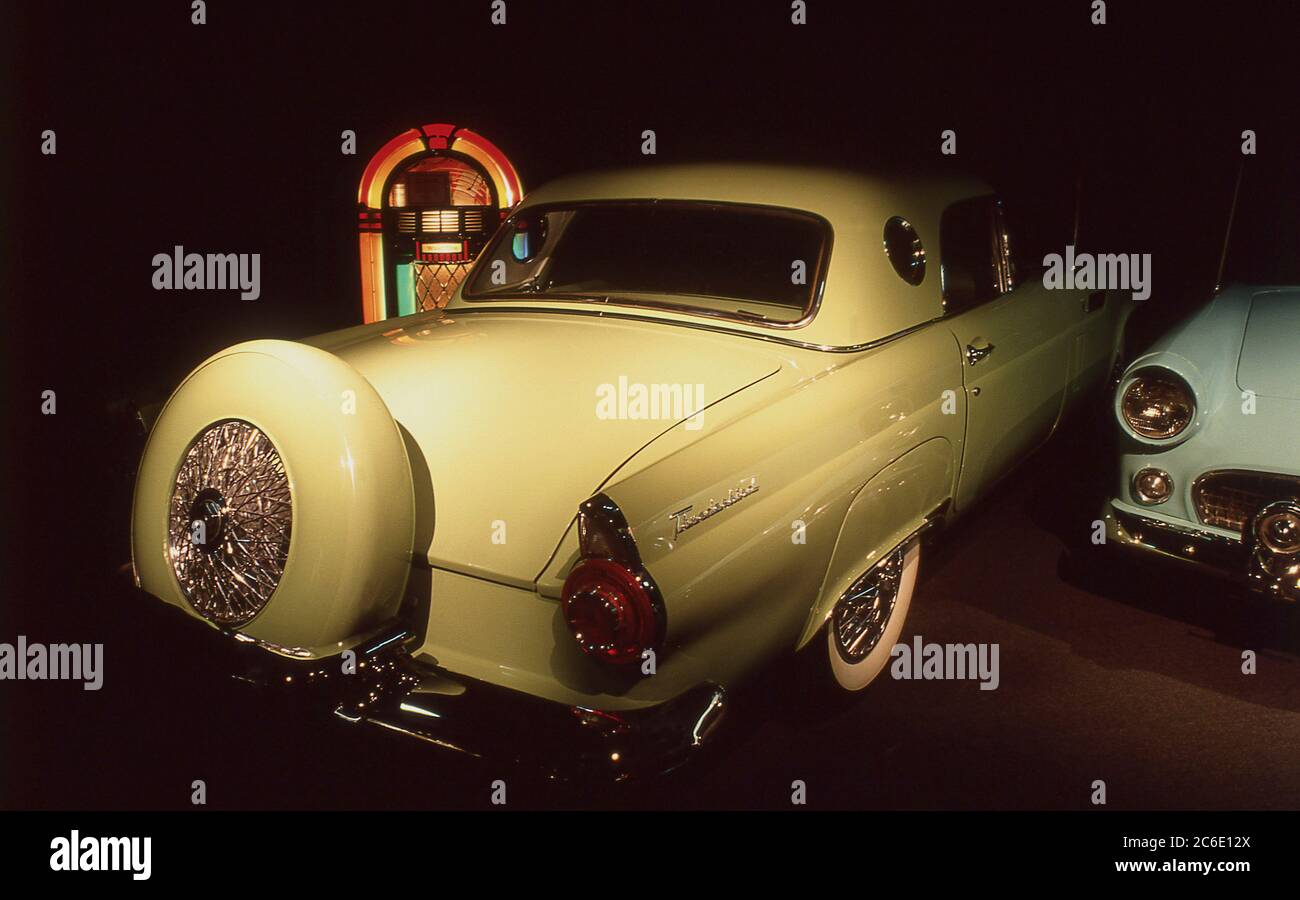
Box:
(357, 123, 523, 323)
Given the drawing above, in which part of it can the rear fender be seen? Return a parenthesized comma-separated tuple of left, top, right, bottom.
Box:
(796, 438, 956, 648)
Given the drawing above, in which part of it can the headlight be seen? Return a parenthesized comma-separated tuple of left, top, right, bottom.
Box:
(1120, 371, 1195, 440)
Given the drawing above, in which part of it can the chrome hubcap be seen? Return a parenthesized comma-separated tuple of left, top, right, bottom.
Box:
(168, 420, 292, 626)
(832, 545, 905, 664)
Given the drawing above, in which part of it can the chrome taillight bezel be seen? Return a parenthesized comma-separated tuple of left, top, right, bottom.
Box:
(561, 494, 666, 665)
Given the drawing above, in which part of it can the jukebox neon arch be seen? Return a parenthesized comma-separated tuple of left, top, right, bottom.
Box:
(358, 123, 523, 323)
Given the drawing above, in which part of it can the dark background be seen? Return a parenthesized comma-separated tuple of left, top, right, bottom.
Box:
(4, 1, 1298, 810)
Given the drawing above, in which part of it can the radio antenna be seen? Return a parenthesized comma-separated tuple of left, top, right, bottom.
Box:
(1214, 158, 1245, 294)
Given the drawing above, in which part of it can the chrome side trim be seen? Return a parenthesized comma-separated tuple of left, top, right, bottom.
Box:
(442, 305, 946, 354)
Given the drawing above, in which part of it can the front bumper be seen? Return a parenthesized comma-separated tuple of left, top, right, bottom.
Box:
(136, 592, 727, 781)
(1102, 499, 1300, 601)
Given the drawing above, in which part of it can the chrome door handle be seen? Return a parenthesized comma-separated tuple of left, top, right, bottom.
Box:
(966, 343, 995, 366)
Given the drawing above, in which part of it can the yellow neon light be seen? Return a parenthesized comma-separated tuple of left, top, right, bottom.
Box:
(363, 136, 426, 210)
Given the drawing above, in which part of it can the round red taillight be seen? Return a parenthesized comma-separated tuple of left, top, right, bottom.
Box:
(561, 558, 660, 664)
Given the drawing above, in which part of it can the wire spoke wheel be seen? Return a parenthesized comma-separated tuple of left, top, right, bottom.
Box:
(831, 546, 905, 664)
(167, 420, 292, 626)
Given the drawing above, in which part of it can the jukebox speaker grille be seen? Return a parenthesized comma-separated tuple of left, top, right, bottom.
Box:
(413, 261, 472, 311)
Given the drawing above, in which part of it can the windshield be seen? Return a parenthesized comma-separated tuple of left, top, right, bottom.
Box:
(1222, 161, 1300, 285)
(463, 201, 830, 324)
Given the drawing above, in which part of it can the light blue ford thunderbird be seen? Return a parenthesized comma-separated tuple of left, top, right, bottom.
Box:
(1102, 165, 1300, 601)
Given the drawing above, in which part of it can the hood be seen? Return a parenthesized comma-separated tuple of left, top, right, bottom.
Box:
(1237, 289, 1300, 400)
(310, 310, 784, 585)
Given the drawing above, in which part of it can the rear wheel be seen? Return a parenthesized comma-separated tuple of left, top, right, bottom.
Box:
(826, 539, 920, 691)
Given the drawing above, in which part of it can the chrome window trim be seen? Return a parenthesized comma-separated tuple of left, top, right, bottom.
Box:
(992, 199, 1017, 294)
(937, 193, 1004, 316)
(462, 198, 834, 331)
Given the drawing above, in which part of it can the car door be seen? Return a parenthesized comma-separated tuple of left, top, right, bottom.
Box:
(943, 196, 1076, 512)
(1000, 194, 1114, 406)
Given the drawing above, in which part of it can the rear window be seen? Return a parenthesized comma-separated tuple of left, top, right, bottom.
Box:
(464, 200, 830, 324)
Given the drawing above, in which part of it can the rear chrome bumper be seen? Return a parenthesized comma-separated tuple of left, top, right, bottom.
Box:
(136, 592, 727, 780)
(335, 651, 726, 782)
(1102, 499, 1300, 601)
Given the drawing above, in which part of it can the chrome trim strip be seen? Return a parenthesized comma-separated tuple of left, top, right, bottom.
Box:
(443, 305, 946, 354)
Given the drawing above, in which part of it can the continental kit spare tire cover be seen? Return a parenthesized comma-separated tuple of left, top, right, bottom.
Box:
(131, 340, 415, 654)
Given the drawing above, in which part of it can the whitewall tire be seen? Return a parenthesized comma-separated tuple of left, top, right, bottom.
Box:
(826, 538, 920, 691)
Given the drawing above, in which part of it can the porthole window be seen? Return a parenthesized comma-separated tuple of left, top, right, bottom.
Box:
(510, 213, 548, 263)
(883, 216, 925, 286)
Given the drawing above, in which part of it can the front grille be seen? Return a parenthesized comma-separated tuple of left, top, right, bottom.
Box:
(1193, 471, 1300, 534)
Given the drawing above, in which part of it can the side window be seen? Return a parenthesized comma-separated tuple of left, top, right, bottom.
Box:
(940, 196, 1000, 314)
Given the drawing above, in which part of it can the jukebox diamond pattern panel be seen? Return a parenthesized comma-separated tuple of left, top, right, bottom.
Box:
(412, 260, 473, 310)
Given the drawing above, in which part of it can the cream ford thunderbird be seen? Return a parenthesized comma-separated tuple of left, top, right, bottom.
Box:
(131, 164, 1130, 777)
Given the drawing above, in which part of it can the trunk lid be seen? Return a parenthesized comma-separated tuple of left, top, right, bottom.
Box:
(315, 311, 784, 584)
